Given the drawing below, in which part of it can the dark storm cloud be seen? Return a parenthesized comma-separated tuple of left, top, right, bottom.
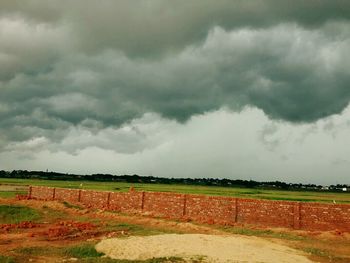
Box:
(0, 0, 350, 149)
(1, 0, 350, 56)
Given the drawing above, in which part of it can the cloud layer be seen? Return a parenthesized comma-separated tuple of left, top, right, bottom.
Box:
(1, 1, 350, 183)
(2, 107, 350, 184)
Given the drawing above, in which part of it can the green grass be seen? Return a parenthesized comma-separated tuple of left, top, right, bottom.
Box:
(303, 247, 330, 257)
(0, 255, 15, 263)
(15, 246, 60, 256)
(0, 191, 26, 199)
(0, 178, 349, 203)
(301, 247, 348, 262)
(15, 245, 185, 263)
(0, 205, 40, 224)
(103, 222, 177, 236)
(64, 244, 104, 258)
(40, 206, 68, 222)
(220, 226, 305, 241)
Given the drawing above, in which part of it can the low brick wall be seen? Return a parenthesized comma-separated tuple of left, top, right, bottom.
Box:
(28, 186, 350, 231)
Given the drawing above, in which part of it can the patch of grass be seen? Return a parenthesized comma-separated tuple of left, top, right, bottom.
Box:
(14, 246, 62, 257)
(41, 206, 68, 222)
(221, 226, 305, 241)
(237, 190, 263, 195)
(62, 201, 83, 210)
(300, 246, 348, 262)
(0, 192, 24, 199)
(303, 247, 330, 257)
(188, 255, 207, 263)
(0, 205, 40, 224)
(256, 196, 325, 202)
(15, 247, 43, 256)
(0, 255, 15, 263)
(103, 222, 176, 236)
(14, 246, 185, 263)
(64, 244, 104, 258)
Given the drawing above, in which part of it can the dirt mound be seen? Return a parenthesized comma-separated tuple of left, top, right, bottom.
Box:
(32, 221, 96, 240)
(96, 234, 312, 263)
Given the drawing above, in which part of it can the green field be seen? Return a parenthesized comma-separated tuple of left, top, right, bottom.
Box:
(0, 178, 349, 203)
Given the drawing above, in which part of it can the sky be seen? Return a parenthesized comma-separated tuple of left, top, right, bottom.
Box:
(0, 0, 350, 185)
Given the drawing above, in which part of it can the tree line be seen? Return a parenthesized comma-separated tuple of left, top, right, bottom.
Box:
(0, 170, 348, 192)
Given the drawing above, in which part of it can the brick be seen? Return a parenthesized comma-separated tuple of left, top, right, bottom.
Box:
(28, 186, 350, 232)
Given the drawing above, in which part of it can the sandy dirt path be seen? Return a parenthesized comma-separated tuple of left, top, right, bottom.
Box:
(96, 233, 313, 263)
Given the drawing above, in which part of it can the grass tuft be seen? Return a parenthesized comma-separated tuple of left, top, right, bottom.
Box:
(0, 255, 15, 263)
(0, 205, 40, 224)
(303, 247, 330, 257)
(221, 226, 305, 241)
(62, 201, 83, 210)
(103, 222, 176, 236)
(64, 244, 104, 258)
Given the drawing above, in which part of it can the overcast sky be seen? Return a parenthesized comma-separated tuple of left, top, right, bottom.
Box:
(1, 1, 350, 184)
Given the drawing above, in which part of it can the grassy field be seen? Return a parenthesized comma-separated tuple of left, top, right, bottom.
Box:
(0, 178, 349, 203)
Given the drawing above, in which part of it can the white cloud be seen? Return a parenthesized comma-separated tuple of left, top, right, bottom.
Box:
(1, 107, 350, 184)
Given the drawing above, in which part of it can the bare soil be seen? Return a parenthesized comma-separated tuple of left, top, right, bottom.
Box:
(96, 233, 312, 262)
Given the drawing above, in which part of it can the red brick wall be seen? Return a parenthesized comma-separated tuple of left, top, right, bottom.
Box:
(29, 186, 350, 231)
(237, 199, 295, 228)
(30, 186, 55, 200)
(143, 192, 185, 218)
(109, 191, 143, 213)
(185, 195, 236, 224)
(300, 202, 350, 231)
(55, 188, 80, 203)
(80, 190, 109, 209)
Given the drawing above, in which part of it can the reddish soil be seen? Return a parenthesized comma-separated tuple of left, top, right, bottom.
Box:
(0, 197, 349, 263)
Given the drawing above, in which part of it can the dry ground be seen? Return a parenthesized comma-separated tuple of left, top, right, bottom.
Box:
(0, 197, 349, 262)
(96, 233, 312, 262)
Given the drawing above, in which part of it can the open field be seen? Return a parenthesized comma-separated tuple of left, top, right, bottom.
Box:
(0, 197, 349, 262)
(1, 178, 349, 262)
(1, 178, 350, 203)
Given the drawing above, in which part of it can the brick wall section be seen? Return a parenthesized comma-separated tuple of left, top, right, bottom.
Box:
(143, 192, 185, 218)
(80, 190, 109, 209)
(109, 191, 143, 213)
(55, 188, 80, 203)
(29, 186, 350, 231)
(237, 199, 295, 228)
(185, 195, 236, 224)
(30, 186, 55, 200)
(300, 203, 350, 231)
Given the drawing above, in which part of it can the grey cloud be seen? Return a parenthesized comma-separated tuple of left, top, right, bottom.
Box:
(1, 23, 350, 150)
(1, 0, 350, 57)
(0, 17, 71, 81)
(1, 2, 350, 153)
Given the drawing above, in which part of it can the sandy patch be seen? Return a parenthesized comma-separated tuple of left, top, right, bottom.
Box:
(96, 234, 312, 263)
